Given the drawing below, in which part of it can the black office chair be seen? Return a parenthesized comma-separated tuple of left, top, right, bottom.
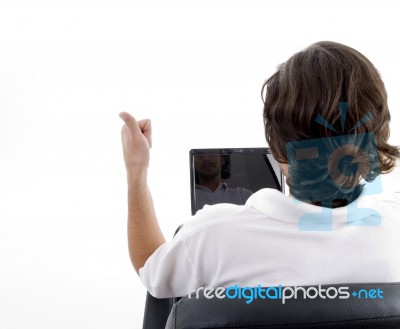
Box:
(164, 282, 400, 329)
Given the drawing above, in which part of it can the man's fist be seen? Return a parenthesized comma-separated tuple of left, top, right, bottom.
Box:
(120, 112, 152, 175)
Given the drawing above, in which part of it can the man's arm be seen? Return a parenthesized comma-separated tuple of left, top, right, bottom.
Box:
(119, 112, 166, 274)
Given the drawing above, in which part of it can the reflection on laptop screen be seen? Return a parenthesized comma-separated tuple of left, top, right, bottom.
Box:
(189, 148, 284, 215)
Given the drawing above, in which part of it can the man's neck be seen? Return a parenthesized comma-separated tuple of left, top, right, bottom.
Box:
(198, 177, 221, 192)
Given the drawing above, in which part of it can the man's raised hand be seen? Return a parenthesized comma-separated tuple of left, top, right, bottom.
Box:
(119, 112, 152, 175)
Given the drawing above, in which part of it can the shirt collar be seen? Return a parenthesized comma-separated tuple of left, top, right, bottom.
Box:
(245, 188, 380, 227)
(195, 182, 227, 192)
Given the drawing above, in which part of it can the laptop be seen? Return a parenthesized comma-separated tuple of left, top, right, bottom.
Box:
(189, 148, 285, 214)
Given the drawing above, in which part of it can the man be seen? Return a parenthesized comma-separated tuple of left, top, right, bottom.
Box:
(120, 41, 400, 298)
(194, 152, 253, 212)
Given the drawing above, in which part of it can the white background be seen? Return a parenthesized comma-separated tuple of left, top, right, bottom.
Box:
(0, 0, 399, 328)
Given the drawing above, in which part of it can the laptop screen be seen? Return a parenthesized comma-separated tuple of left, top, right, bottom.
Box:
(189, 148, 285, 215)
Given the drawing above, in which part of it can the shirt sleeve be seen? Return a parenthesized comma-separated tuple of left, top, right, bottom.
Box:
(138, 230, 203, 298)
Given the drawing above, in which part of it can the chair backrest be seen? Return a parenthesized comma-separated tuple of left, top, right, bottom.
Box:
(165, 283, 400, 329)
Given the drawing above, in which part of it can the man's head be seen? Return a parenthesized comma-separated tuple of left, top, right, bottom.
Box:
(195, 154, 222, 181)
(194, 153, 231, 183)
(262, 41, 399, 206)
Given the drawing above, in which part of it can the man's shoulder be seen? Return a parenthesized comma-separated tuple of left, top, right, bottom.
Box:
(182, 203, 260, 234)
(181, 188, 286, 235)
(226, 185, 253, 197)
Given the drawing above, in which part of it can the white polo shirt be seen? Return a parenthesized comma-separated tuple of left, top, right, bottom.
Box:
(139, 171, 400, 298)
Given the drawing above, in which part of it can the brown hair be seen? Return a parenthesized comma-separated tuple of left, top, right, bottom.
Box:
(262, 41, 399, 206)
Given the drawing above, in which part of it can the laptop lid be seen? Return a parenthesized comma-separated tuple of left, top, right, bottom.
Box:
(189, 148, 285, 215)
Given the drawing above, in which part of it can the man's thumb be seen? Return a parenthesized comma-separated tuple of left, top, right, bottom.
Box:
(119, 112, 141, 136)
